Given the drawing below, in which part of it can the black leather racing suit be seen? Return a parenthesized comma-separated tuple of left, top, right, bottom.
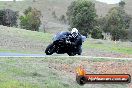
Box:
(62, 32, 82, 54)
(70, 33, 82, 54)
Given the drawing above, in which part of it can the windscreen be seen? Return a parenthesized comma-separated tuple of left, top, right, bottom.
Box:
(53, 32, 67, 41)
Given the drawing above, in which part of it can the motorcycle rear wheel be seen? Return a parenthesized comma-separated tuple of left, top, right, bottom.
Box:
(67, 52, 75, 56)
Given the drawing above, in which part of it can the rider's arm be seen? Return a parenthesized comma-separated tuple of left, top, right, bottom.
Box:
(71, 36, 82, 46)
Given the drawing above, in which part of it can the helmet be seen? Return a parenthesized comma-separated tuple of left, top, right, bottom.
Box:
(71, 28, 78, 38)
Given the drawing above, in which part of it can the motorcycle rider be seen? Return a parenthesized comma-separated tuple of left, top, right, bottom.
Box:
(45, 27, 85, 55)
(66, 28, 83, 55)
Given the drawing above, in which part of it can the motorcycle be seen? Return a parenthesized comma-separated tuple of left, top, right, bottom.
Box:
(45, 32, 86, 56)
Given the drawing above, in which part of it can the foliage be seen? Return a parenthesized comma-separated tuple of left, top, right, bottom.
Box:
(99, 4, 131, 41)
(96, 17, 107, 33)
(24, 6, 32, 15)
(0, 9, 18, 27)
(67, 0, 97, 36)
(111, 28, 128, 41)
(91, 26, 104, 39)
(20, 7, 41, 31)
(127, 29, 132, 41)
(119, 0, 125, 8)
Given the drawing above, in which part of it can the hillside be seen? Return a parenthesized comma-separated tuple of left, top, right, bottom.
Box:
(0, 0, 132, 33)
(1, 0, 131, 17)
(0, 25, 53, 54)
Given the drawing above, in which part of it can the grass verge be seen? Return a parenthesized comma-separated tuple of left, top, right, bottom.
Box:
(0, 57, 130, 88)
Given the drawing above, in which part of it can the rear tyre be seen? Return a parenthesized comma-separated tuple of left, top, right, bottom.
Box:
(67, 52, 75, 56)
(78, 48, 82, 55)
(77, 46, 82, 55)
(45, 43, 55, 55)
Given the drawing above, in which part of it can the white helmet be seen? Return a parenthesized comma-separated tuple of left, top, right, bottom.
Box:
(71, 28, 78, 38)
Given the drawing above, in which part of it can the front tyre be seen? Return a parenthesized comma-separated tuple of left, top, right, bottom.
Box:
(45, 43, 55, 55)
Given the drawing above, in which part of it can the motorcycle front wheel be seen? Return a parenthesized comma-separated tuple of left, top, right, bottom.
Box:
(45, 43, 55, 55)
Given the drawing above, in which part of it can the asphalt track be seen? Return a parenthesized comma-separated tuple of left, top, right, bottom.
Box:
(0, 53, 46, 57)
(0, 52, 131, 60)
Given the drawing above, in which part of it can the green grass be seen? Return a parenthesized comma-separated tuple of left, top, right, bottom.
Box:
(0, 26, 53, 54)
(0, 48, 44, 54)
(0, 73, 39, 88)
(83, 39, 132, 54)
(0, 45, 43, 54)
(0, 48, 18, 53)
(0, 57, 129, 88)
(0, 80, 39, 88)
(0, 27, 53, 42)
(16, 29, 53, 42)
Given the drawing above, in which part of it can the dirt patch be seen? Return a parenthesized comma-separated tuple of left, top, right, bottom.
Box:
(46, 59, 132, 88)
(92, 61, 132, 88)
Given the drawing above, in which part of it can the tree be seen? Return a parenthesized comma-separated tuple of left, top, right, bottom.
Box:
(0, 9, 18, 27)
(24, 6, 32, 15)
(20, 7, 41, 31)
(67, 0, 97, 36)
(96, 17, 107, 32)
(127, 29, 132, 41)
(119, 0, 125, 8)
(127, 20, 132, 41)
(0, 10, 5, 25)
(102, 6, 131, 41)
(91, 26, 104, 39)
(111, 29, 128, 41)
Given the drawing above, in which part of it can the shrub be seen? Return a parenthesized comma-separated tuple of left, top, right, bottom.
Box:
(91, 26, 104, 39)
(0, 9, 18, 27)
(20, 7, 41, 31)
